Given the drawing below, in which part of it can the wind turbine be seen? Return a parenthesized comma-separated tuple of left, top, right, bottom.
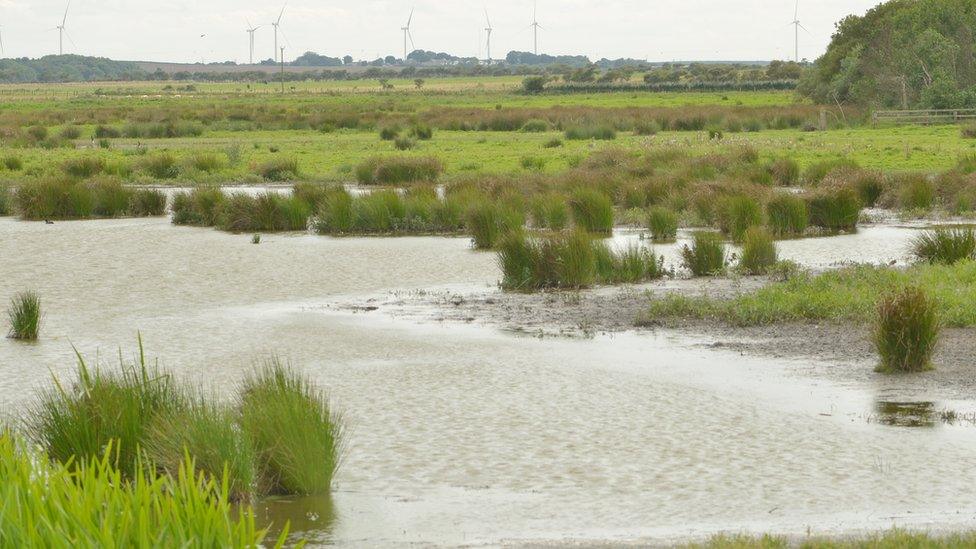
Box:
(530, 1, 542, 55)
(789, 0, 809, 63)
(484, 9, 493, 64)
(0, 26, 4, 58)
(402, 9, 415, 62)
(272, 3, 286, 63)
(57, 0, 71, 55)
(246, 19, 261, 65)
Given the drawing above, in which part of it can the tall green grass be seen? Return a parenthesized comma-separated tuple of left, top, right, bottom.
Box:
(681, 232, 726, 276)
(874, 286, 940, 374)
(529, 193, 569, 230)
(355, 156, 444, 185)
(738, 226, 777, 275)
(7, 291, 40, 340)
(716, 195, 763, 242)
(240, 359, 343, 496)
(647, 206, 679, 242)
(256, 158, 300, 181)
(0, 435, 283, 548)
(564, 125, 617, 140)
(911, 228, 976, 265)
(806, 186, 861, 232)
(569, 188, 614, 234)
(465, 201, 525, 249)
(765, 194, 808, 237)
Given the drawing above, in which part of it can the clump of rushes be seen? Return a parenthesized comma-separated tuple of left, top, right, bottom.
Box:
(0, 185, 11, 216)
(26, 339, 187, 478)
(409, 123, 433, 140)
(7, 291, 41, 340)
(256, 158, 299, 181)
(569, 188, 614, 234)
(145, 400, 257, 503)
(911, 227, 976, 265)
(186, 153, 226, 174)
(379, 126, 400, 140)
(768, 157, 800, 186)
(717, 195, 763, 242)
(128, 188, 168, 216)
(564, 125, 617, 140)
(355, 155, 444, 185)
(854, 171, 886, 207)
(739, 226, 778, 275)
(806, 186, 861, 232)
(681, 231, 726, 276)
(898, 174, 936, 211)
(874, 286, 940, 374)
(141, 152, 180, 179)
(171, 187, 224, 226)
(765, 193, 808, 237)
(647, 206, 679, 242)
(62, 156, 105, 179)
(240, 359, 343, 496)
(314, 188, 355, 234)
(529, 193, 569, 230)
(465, 201, 525, 249)
(0, 435, 279, 547)
(499, 230, 664, 291)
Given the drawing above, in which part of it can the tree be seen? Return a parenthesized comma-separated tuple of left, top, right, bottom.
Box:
(343, 55, 353, 65)
(414, 78, 424, 89)
(521, 76, 548, 94)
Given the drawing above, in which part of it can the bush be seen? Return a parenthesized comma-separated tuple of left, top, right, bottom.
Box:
(739, 226, 778, 275)
(521, 76, 548, 94)
(766, 194, 808, 237)
(256, 158, 300, 181)
(716, 195, 763, 242)
(7, 291, 40, 340)
(129, 189, 168, 216)
(681, 231, 726, 276)
(647, 206, 678, 242)
(62, 157, 105, 179)
(355, 156, 444, 185)
(240, 359, 343, 496)
(465, 201, 525, 249)
(768, 158, 800, 186)
(911, 228, 976, 265)
(141, 153, 180, 179)
(806, 186, 861, 231)
(565, 125, 617, 141)
(569, 188, 614, 234)
(874, 286, 940, 374)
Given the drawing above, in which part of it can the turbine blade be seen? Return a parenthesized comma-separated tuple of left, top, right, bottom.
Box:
(0, 29, 4, 57)
(795, 0, 799, 21)
(407, 8, 414, 27)
(277, 2, 287, 25)
(798, 22, 811, 34)
(279, 27, 292, 48)
(409, 30, 415, 50)
(64, 28, 76, 48)
(62, 0, 71, 27)
(485, 8, 491, 28)
(534, 0, 537, 22)
(246, 17, 253, 30)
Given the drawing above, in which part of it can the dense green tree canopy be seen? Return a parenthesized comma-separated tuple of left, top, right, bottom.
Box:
(800, 0, 976, 108)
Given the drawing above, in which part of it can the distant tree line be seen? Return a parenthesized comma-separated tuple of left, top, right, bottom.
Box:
(799, 0, 976, 109)
(0, 55, 145, 83)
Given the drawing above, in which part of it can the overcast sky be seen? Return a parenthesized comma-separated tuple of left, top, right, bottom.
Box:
(0, 0, 882, 64)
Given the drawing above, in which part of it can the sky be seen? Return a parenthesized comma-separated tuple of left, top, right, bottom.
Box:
(0, 0, 883, 64)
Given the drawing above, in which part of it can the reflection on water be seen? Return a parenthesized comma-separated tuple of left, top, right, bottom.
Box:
(254, 495, 336, 544)
(873, 401, 938, 428)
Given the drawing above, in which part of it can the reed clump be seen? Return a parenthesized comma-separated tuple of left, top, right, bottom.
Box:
(738, 226, 778, 275)
(874, 286, 940, 374)
(647, 206, 679, 242)
(765, 193, 808, 237)
(911, 227, 976, 265)
(7, 290, 41, 340)
(355, 155, 444, 185)
(681, 231, 727, 276)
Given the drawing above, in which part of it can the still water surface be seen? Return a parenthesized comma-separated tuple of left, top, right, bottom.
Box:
(1, 217, 974, 546)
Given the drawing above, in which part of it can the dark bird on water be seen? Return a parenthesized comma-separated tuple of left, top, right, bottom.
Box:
(44, 220, 54, 225)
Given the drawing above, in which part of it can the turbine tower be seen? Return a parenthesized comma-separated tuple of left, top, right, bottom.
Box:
(57, 0, 71, 55)
(530, 1, 542, 55)
(272, 3, 286, 63)
(246, 19, 261, 65)
(790, 0, 808, 63)
(402, 9, 415, 62)
(484, 9, 493, 64)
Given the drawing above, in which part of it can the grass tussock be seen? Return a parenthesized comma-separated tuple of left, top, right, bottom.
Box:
(717, 195, 763, 242)
(681, 231, 727, 276)
(911, 227, 976, 265)
(355, 155, 444, 185)
(499, 230, 663, 291)
(256, 157, 300, 181)
(569, 188, 614, 234)
(765, 193, 808, 237)
(240, 359, 343, 496)
(738, 226, 778, 275)
(805, 186, 861, 232)
(465, 200, 525, 249)
(0, 435, 281, 548)
(647, 206, 679, 242)
(7, 290, 41, 340)
(874, 286, 940, 374)
(564, 125, 617, 141)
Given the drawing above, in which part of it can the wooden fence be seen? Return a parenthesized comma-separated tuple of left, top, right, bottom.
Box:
(873, 108, 976, 125)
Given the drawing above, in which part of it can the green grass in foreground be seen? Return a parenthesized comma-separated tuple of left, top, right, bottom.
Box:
(0, 433, 284, 547)
(644, 262, 976, 327)
(692, 529, 976, 548)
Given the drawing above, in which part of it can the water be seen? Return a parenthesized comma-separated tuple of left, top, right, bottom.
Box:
(2, 217, 976, 546)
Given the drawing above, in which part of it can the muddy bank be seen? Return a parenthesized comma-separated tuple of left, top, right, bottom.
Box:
(335, 276, 976, 400)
